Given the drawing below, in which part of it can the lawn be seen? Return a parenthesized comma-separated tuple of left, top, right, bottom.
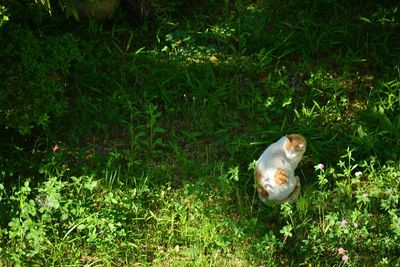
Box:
(0, 0, 400, 266)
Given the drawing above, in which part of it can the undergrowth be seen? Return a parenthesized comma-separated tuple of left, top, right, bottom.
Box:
(0, 0, 399, 265)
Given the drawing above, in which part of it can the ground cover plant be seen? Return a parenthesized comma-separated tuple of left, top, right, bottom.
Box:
(0, 0, 400, 265)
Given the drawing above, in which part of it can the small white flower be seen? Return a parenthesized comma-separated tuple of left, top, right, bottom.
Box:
(338, 247, 347, 255)
(355, 171, 362, 177)
(315, 163, 325, 170)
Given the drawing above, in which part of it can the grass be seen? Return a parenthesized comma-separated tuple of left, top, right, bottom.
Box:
(0, 0, 400, 265)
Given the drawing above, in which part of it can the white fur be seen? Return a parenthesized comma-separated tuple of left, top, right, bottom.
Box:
(256, 136, 305, 201)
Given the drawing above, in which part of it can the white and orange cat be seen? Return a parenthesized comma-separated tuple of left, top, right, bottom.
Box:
(255, 134, 306, 203)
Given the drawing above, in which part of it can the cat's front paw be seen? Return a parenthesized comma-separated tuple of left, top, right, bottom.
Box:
(274, 168, 288, 185)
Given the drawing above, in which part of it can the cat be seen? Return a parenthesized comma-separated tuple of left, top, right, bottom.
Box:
(255, 134, 306, 204)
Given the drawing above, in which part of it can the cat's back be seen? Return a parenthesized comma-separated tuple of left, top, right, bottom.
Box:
(257, 136, 286, 169)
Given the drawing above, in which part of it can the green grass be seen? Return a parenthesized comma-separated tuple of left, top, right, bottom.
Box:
(1, 0, 400, 265)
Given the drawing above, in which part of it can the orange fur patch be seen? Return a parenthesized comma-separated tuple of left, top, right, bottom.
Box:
(285, 134, 306, 151)
(255, 167, 269, 199)
(274, 168, 288, 185)
(257, 187, 269, 199)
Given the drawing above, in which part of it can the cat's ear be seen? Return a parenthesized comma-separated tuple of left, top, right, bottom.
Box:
(284, 135, 293, 151)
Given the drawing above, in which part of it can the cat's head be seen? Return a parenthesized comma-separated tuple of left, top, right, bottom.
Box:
(284, 134, 306, 159)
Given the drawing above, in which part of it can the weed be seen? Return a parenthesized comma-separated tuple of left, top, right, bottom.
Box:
(1, 0, 400, 265)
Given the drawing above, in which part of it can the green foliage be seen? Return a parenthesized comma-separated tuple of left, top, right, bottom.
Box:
(0, 27, 82, 134)
(293, 157, 400, 265)
(1, 0, 400, 265)
(1, 175, 133, 264)
(353, 79, 400, 160)
(0, 5, 9, 27)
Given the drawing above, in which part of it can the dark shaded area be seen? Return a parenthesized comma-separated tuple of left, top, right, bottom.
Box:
(1, 0, 399, 179)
